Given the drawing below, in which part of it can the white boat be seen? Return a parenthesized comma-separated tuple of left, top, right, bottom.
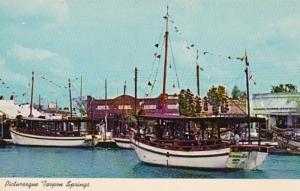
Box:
(10, 127, 92, 147)
(131, 8, 268, 170)
(131, 114, 269, 170)
(132, 137, 230, 168)
(276, 135, 300, 149)
(9, 118, 97, 147)
(114, 136, 132, 149)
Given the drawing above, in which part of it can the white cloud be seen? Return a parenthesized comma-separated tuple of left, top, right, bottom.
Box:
(9, 44, 57, 61)
(8, 44, 73, 78)
(0, 0, 69, 24)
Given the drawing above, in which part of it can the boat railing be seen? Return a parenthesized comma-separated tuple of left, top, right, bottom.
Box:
(231, 145, 269, 152)
(136, 136, 228, 151)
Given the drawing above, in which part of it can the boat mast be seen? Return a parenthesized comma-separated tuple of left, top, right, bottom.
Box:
(196, 49, 200, 96)
(134, 67, 138, 115)
(38, 94, 41, 110)
(28, 71, 34, 118)
(104, 79, 107, 141)
(162, 6, 169, 114)
(68, 78, 73, 119)
(244, 50, 251, 144)
(80, 75, 83, 117)
(121, 80, 127, 133)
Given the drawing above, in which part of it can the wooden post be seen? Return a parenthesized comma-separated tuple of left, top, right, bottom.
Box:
(217, 123, 221, 142)
(258, 122, 261, 145)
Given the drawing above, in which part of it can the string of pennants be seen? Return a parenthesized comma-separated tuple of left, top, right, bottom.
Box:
(0, 74, 80, 99)
(147, 14, 257, 88)
(0, 77, 28, 98)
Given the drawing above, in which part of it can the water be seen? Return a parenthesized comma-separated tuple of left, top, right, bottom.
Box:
(0, 145, 299, 178)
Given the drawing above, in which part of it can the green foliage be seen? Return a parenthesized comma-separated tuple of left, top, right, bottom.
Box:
(231, 85, 241, 100)
(271, 84, 297, 93)
(207, 85, 229, 115)
(178, 89, 202, 116)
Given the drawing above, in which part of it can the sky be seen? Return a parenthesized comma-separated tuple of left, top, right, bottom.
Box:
(0, 0, 300, 107)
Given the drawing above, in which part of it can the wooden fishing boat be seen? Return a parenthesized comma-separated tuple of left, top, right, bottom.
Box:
(274, 128, 300, 151)
(132, 114, 268, 169)
(114, 136, 132, 149)
(10, 118, 97, 147)
(131, 8, 269, 170)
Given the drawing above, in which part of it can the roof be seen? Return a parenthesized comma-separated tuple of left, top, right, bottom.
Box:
(138, 114, 266, 123)
(0, 100, 43, 119)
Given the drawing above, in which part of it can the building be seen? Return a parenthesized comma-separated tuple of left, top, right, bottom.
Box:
(86, 94, 246, 120)
(252, 93, 300, 129)
(87, 94, 179, 120)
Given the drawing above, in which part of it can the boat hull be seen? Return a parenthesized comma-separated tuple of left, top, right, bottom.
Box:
(132, 138, 268, 170)
(114, 137, 132, 149)
(276, 136, 300, 149)
(10, 128, 90, 147)
(132, 139, 230, 169)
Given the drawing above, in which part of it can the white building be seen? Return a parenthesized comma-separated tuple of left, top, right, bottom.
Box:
(252, 93, 300, 129)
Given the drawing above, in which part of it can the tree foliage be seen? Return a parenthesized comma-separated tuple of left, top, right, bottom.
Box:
(271, 84, 297, 93)
(178, 89, 202, 116)
(231, 85, 241, 100)
(207, 85, 229, 115)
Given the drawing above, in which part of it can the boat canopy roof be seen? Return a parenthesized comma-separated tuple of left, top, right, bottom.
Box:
(138, 114, 266, 123)
(20, 118, 103, 123)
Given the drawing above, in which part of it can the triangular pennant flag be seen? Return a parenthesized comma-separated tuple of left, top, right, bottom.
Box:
(154, 43, 159, 48)
(148, 81, 152, 86)
(156, 55, 161, 59)
(245, 55, 249, 66)
(236, 56, 245, 61)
